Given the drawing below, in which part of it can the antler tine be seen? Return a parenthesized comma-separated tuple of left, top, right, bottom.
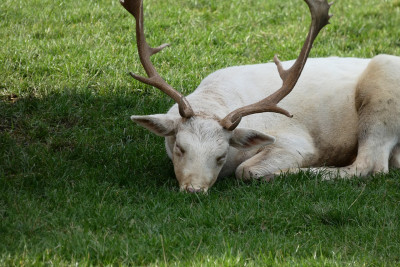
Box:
(120, 0, 194, 118)
(220, 0, 332, 131)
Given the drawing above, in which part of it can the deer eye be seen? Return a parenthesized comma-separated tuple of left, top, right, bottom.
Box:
(216, 154, 227, 165)
(175, 144, 185, 156)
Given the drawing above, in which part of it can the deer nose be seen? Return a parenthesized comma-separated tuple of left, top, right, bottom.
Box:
(186, 187, 203, 193)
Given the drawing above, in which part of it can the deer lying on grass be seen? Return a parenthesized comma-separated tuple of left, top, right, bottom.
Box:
(121, 0, 400, 192)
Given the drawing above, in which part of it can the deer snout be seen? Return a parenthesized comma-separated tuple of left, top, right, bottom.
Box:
(180, 184, 208, 194)
(187, 187, 203, 193)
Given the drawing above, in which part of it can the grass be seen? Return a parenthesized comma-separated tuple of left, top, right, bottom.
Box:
(1, 0, 400, 265)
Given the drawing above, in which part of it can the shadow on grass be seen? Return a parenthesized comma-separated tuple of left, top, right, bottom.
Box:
(0, 89, 177, 189)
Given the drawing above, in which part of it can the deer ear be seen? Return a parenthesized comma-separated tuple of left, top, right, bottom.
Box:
(131, 114, 179, 137)
(230, 128, 275, 150)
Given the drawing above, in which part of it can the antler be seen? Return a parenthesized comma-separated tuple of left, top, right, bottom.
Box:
(220, 0, 333, 130)
(120, 0, 194, 118)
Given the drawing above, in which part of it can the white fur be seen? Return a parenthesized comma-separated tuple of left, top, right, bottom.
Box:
(131, 55, 400, 192)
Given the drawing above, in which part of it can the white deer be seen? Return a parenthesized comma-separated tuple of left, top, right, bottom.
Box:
(121, 0, 400, 192)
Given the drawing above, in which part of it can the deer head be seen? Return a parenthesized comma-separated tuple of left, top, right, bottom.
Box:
(121, 0, 332, 192)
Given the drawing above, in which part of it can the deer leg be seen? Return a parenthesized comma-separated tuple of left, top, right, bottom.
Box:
(235, 134, 316, 181)
(310, 117, 399, 180)
(310, 137, 396, 180)
(390, 145, 400, 169)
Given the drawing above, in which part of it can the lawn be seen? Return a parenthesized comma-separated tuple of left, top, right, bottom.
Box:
(1, 0, 400, 265)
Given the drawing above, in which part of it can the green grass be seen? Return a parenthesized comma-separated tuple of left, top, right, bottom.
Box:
(1, 0, 400, 265)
